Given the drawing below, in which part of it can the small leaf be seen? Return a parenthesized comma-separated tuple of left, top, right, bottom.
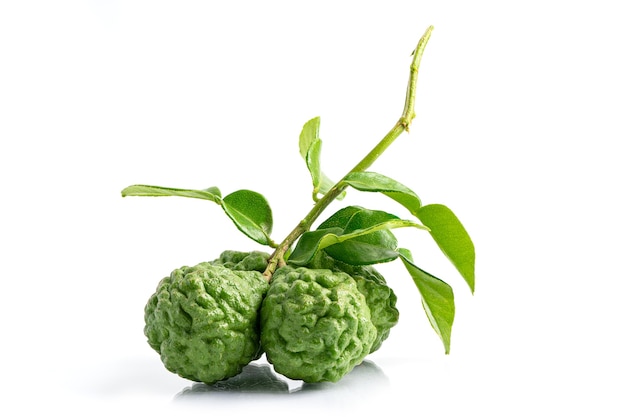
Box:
(417, 204, 475, 293)
(317, 175, 337, 199)
(307, 138, 323, 191)
(298, 117, 344, 201)
(399, 248, 455, 354)
(341, 171, 422, 216)
(222, 190, 274, 246)
(121, 184, 221, 203)
(299, 116, 320, 160)
(203, 186, 222, 198)
(306, 138, 336, 197)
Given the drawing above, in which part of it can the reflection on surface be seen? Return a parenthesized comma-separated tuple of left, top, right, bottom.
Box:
(175, 359, 389, 401)
(297, 359, 389, 394)
(176, 363, 291, 396)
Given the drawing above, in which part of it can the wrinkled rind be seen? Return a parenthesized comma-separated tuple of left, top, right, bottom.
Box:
(144, 260, 269, 384)
(351, 267, 399, 352)
(260, 266, 376, 383)
(210, 250, 270, 273)
(306, 252, 399, 353)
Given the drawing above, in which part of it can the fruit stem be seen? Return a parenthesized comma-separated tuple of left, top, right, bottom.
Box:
(262, 25, 434, 282)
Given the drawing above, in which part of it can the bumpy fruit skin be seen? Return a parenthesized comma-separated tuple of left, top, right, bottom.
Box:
(210, 250, 270, 273)
(144, 254, 269, 384)
(307, 252, 399, 353)
(260, 266, 377, 383)
(348, 266, 399, 352)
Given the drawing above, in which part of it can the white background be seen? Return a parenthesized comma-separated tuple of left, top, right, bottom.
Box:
(1, 1, 625, 415)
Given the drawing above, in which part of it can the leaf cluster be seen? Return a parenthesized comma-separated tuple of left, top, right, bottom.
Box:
(294, 118, 475, 353)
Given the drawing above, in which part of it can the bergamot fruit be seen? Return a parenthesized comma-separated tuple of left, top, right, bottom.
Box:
(260, 266, 377, 383)
(307, 252, 399, 353)
(144, 252, 269, 384)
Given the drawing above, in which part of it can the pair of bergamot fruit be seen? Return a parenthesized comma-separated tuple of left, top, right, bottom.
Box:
(134, 27, 475, 387)
(144, 249, 399, 384)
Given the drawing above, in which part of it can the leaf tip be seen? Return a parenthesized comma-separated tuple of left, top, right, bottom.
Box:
(467, 272, 476, 295)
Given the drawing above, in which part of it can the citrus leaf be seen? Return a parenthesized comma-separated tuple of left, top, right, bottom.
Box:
(289, 224, 405, 266)
(121, 184, 221, 203)
(316, 205, 362, 229)
(287, 227, 344, 265)
(341, 171, 422, 215)
(321, 207, 400, 265)
(121, 185, 274, 246)
(417, 204, 475, 293)
(299, 116, 320, 160)
(222, 189, 274, 246)
(298, 117, 344, 201)
(203, 186, 222, 198)
(305, 138, 337, 197)
(318, 174, 337, 199)
(288, 207, 428, 266)
(323, 239, 400, 266)
(307, 138, 323, 190)
(398, 248, 455, 354)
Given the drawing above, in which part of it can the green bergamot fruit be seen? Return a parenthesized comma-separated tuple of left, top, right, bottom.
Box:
(307, 251, 399, 353)
(260, 266, 377, 383)
(144, 251, 269, 384)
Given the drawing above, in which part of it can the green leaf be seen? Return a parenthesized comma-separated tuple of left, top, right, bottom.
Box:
(298, 117, 344, 201)
(287, 227, 344, 265)
(306, 138, 323, 192)
(121, 184, 275, 247)
(299, 116, 320, 160)
(316, 205, 362, 229)
(288, 206, 429, 266)
(221, 190, 274, 246)
(305, 138, 335, 197)
(121, 184, 221, 203)
(203, 186, 222, 198)
(417, 204, 475, 293)
(324, 239, 401, 266)
(398, 248, 455, 354)
(341, 171, 422, 216)
(321, 207, 400, 265)
(289, 224, 406, 266)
